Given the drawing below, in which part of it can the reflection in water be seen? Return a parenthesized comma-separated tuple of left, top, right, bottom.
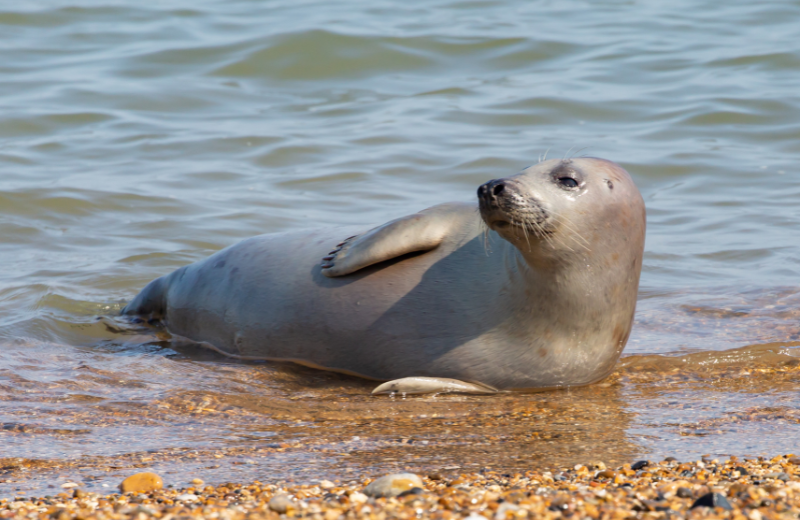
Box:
(0, 323, 640, 496)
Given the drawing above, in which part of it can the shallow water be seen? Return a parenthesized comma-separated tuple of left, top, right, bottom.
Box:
(2, 0, 800, 497)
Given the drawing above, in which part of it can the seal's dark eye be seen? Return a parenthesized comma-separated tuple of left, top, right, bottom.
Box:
(558, 177, 579, 188)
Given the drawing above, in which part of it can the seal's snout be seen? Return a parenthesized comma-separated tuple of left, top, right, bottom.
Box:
(477, 179, 507, 206)
(478, 177, 552, 237)
(478, 178, 517, 230)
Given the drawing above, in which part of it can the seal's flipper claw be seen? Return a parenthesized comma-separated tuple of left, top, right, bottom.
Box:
(371, 377, 499, 395)
(321, 203, 470, 277)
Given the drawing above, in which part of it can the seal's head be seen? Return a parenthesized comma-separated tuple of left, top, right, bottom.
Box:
(478, 157, 645, 265)
(478, 157, 646, 386)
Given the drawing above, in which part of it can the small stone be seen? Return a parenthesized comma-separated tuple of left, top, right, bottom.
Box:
(631, 460, 649, 470)
(788, 456, 800, 465)
(657, 482, 678, 498)
(691, 492, 732, 511)
(119, 472, 163, 494)
(269, 494, 295, 514)
(364, 473, 424, 498)
(191, 478, 204, 485)
(319, 480, 335, 489)
(676, 487, 693, 498)
(597, 469, 615, 479)
(176, 493, 198, 502)
(495, 503, 520, 520)
(60, 483, 79, 489)
(349, 491, 368, 505)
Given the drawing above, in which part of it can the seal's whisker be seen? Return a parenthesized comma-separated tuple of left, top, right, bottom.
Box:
(535, 219, 569, 252)
(482, 222, 493, 254)
(549, 215, 588, 249)
(547, 212, 592, 253)
(476, 209, 493, 254)
(551, 215, 590, 248)
(567, 146, 588, 160)
(559, 216, 591, 250)
(520, 219, 532, 252)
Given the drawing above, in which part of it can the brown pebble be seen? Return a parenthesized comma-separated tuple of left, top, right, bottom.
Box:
(119, 472, 164, 493)
(364, 473, 423, 498)
(191, 478, 204, 485)
(597, 469, 615, 479)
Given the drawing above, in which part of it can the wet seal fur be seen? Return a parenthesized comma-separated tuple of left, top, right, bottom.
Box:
(123, 158, 645, 395)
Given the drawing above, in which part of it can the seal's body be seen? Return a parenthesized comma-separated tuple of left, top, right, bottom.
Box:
(124, 158, 645, 393)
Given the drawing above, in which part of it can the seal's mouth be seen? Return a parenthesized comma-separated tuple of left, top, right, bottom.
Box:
(490, 219, 512, 229)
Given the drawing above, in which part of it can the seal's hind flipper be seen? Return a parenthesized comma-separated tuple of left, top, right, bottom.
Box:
(371, 377, 499, 395)
(321, 203, 466, 277)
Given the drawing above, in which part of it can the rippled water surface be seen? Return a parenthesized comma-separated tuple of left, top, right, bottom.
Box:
(2, 0, 800, 497)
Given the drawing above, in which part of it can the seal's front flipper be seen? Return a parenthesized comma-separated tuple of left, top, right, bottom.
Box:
(371, 377, 499, 395)
(321, 203, 467, 277)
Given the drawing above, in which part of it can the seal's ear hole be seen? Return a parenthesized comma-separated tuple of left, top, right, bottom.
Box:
(605, 179, 614, 190)
(557, 177, 579, 189)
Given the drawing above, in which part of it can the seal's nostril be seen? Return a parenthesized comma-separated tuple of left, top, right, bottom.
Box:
(492, 183, 505, 196)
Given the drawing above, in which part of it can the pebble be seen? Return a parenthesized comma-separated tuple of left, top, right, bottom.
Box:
(191, 478, 204, 485)
(597, 469, 615, 479)
(118, 472, 164, 493)
(691, 492, 733, 510)
(349, 491, 368, 504)
(175, 493, 198, 502)
(363, 472, 424, 498)
(495, 502, 520, 520)
(268, 494, 296, 513)
(319, 479, 335, 489)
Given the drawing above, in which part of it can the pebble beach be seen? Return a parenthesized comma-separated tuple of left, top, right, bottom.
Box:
(4, 456, 800, 519)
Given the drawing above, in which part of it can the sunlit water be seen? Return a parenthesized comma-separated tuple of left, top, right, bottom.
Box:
(2, 0, 800, 497)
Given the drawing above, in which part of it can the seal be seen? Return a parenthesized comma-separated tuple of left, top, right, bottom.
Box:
(122, 158, 645, 394)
